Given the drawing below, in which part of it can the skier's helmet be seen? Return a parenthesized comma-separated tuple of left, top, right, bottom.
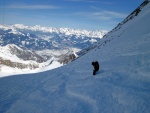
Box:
(92, 62, 95, 65)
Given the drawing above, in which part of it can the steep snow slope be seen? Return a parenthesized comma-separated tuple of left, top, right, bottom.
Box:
(0, 1, 150, 113)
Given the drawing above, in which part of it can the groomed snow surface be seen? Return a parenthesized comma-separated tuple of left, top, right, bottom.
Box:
(0, 2, 150, 113)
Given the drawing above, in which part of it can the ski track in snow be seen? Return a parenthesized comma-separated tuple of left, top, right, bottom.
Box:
(67, 91, 98, 113)
(58, 70, 99, 113)
(65, 69, 99, 113)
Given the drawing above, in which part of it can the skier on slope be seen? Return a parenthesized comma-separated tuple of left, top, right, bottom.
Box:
(92, 61, 99, 75)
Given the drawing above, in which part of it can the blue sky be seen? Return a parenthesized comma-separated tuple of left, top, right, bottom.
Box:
(0, 0, 144, 31)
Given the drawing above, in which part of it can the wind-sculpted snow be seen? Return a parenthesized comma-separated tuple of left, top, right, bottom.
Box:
(0, 1, 150, 113)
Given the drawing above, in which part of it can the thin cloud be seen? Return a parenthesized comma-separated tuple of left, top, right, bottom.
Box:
(6, 4, 62, 10)
(74, 11, 127, 20)
(65, 0, 114, 4)
(93, 11, 127, 19)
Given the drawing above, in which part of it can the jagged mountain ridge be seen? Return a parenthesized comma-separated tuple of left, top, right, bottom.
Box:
(4, 44, 46, 63)
(112, 0, 149, 32)
(0, 44, 47, 69)
(0, 24, 108, 50)
(10, 24, 107, 38)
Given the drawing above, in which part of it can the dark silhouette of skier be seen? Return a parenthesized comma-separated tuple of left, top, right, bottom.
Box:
(92, 61, 99, 75)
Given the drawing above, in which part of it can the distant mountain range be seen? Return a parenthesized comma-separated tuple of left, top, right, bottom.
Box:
(0, 24, 108, 50)
(0, 25, 107, 74)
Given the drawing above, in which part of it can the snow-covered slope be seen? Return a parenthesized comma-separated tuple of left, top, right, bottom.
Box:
(0, 44, 63, 76)
(0, 1, 150, 113)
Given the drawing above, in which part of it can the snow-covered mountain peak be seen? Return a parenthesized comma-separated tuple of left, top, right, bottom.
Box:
(5, 44, 22, 51)
(8, 24, 108, 38)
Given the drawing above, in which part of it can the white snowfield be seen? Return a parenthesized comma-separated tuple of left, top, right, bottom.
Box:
(0, 2, 150, 113)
